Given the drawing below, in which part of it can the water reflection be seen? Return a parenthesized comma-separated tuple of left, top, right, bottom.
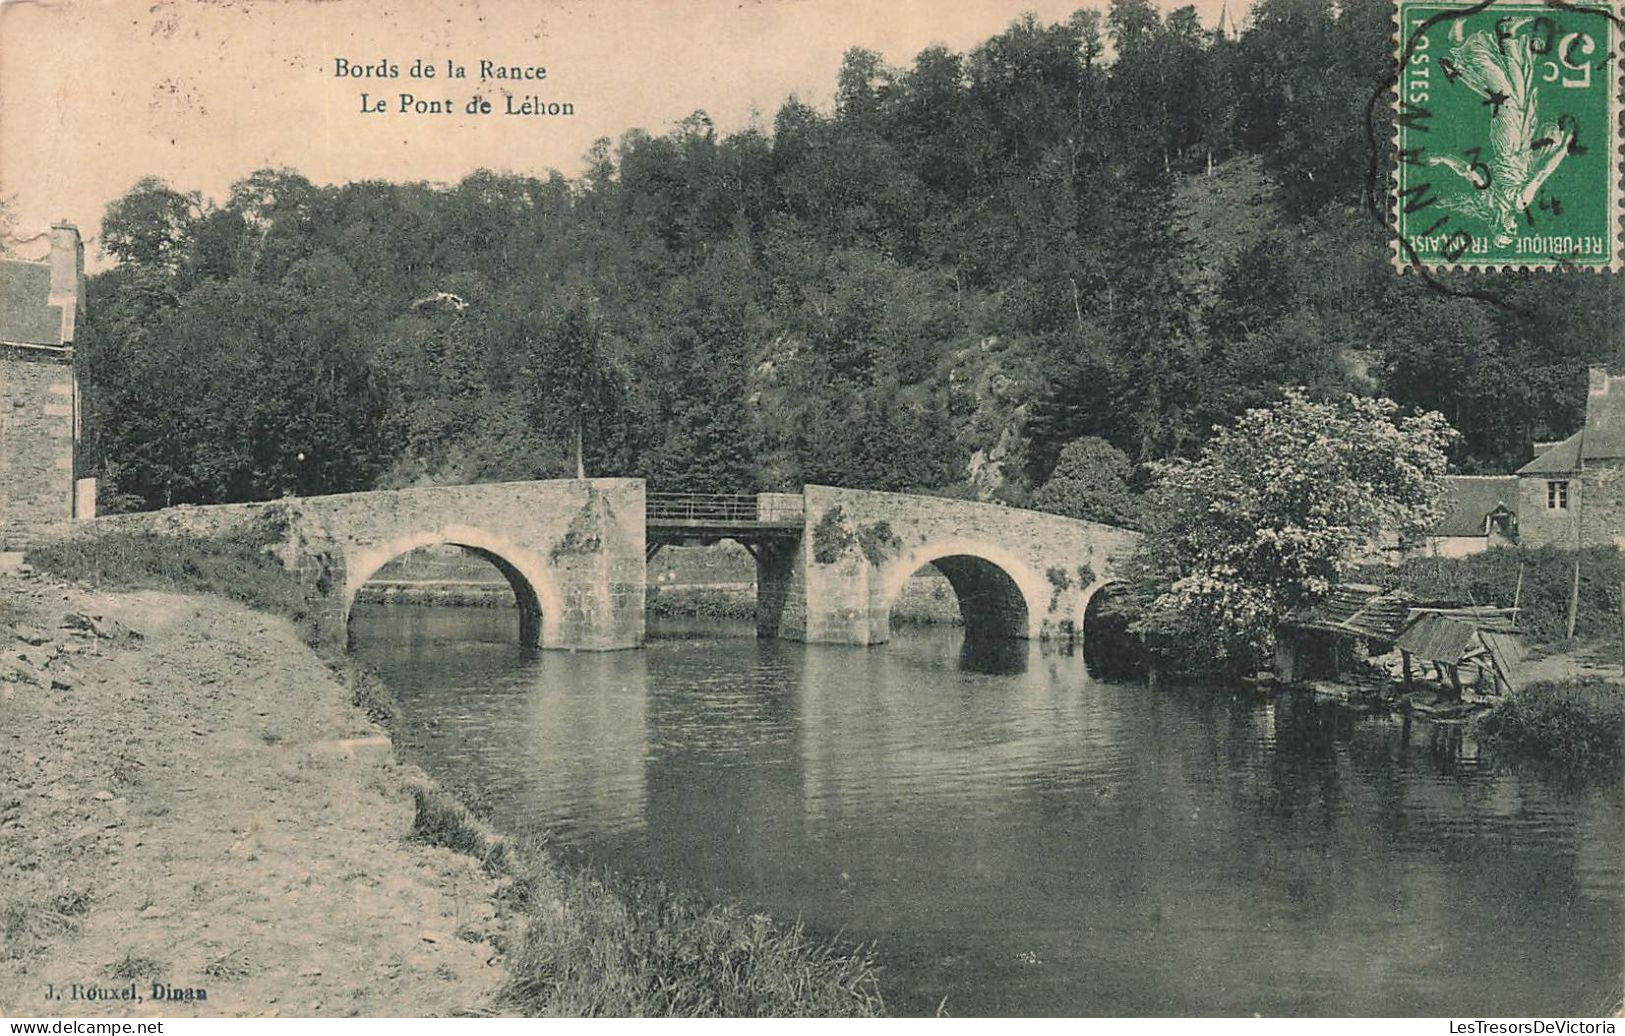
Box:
(959, 630, 1030, 674)
(352, 606, 1624, 1017)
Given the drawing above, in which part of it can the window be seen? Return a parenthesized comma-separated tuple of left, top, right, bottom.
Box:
(1547, 480, 1570, 510)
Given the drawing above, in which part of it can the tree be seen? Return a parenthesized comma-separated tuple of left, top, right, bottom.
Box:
(100, 176, 201, 271)
(1129, 390, 1456, 671)
(518, 289, 634, 479)
(1032, 437, 1144, 528)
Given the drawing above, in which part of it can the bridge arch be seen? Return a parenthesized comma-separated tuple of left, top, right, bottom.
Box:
(876, 536, 1046, 640)
(1076, 578, 1145, 676)
(1075, 578, 1126, 639)
(343, 524, 563, 648)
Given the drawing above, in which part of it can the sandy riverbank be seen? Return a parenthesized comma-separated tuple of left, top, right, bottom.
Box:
(0, 576, 507, 1017)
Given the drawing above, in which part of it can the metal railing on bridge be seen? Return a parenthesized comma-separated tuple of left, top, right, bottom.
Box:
(646, 492, 803, 525)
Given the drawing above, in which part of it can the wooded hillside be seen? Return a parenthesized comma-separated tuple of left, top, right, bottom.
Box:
(78, 0, 1625, 511)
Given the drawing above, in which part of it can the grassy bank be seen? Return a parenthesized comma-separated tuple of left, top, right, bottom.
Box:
(28, 521, 325, 645)
(408, 786, 881, 1016)
(26, 527, 885, 1017)
(1356, 546, 1623, 650)
(1471, 677, 1624, 774)
(354, 583, 513, 608)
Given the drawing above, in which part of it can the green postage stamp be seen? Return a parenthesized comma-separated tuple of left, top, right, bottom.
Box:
(1394, 0, 1622, 270)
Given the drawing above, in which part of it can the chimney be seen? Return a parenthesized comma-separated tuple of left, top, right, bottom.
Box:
(1588, 365, 1611, 396)
(47, 221, 84, 344)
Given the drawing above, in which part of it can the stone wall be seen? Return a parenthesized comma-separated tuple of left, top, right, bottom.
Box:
(1518, 467, 1625, 549)
(0, 347, 77, 549)
(1518, 474, 1582, 548)
(1582, 462, 1625, 548)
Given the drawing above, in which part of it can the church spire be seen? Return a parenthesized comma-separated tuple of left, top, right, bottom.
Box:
(1215, 0, 1236, 40)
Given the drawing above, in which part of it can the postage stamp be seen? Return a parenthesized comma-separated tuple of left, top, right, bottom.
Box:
(1393, 0, 1622, 270)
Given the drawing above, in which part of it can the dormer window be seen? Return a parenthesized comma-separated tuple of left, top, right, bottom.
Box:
(1547, 480, 1570, 510)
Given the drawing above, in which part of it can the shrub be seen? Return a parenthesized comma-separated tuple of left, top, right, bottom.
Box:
(408, 784, 508, 872)
(1130, 390, 1454, 672)
(811, 507, 852, 565)
(1472, 678, 1624, 773)
(1032, 437, 1145, 529)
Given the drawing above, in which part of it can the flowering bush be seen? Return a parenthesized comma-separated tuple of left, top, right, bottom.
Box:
(1129, 390, 1455, 671)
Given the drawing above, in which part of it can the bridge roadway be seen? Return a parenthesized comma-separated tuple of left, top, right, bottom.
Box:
(84, 480, 1140, 654)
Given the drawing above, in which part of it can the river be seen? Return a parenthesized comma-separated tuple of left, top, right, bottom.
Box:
(350, 604, 1623, 1017)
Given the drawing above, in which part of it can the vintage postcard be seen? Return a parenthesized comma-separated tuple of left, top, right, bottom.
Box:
(0, 0, 1621, 1023)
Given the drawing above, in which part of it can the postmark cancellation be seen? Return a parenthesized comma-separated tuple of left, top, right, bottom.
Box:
(1393, 0, 1623, 271)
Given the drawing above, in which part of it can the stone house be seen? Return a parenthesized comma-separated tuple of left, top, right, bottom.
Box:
(1516, 366, 1625, 549)
(0, 222, 87, 550)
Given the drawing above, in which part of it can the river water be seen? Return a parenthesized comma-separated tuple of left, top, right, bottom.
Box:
(351, 604, 1623, 1017)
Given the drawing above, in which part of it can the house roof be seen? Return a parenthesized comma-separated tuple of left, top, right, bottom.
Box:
(1395, 612, 1478, 664)
(1395, 611, 1525, 679)
(1517, 431, 1582, 475)
(0, 258, 65, 346)
(1432, 476, 1518, 537)
(1283, 584, 1415, 642)
(1582, 370, 1625, 460)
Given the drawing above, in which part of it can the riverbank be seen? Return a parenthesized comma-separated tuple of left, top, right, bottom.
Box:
(7, 532, 886, 1017)
(0, 576, 507, 1017)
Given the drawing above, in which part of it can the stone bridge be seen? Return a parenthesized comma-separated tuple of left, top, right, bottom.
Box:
(87, 479, 1139, 653)
(755, 485, 1138, 645)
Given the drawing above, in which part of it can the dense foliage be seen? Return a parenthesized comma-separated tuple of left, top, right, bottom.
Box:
(77, 0, 1625, 511)
(1358, 545, 1624, 650)
(1128, 391, 1455, 669)
(1029, 437, 1145, 528)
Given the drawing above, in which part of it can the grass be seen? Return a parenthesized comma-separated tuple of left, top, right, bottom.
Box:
(30, 522, 886, 1017)
(3, 890, 91, 961)
(355, 584, 512, 608)
(27, 518, 325, 648)
(404, 782, 884, 1017)
(501, 864, 884, 1017)
(646, 588, 756, 620)
(405, 782, 884, 1017)
(1472, 677, 1624, 774)
(336, 659, 400, 727)
(106, 951, 166, 982)
(407, 784, 509, 872)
